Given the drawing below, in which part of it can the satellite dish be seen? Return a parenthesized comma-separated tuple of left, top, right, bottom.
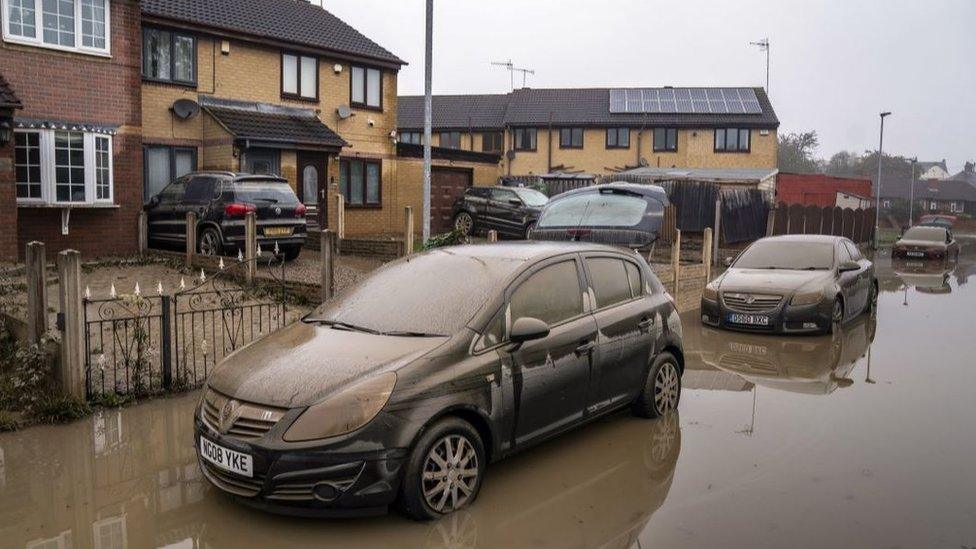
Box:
(171, 99, 200, 120)
(336, 105, 354, 119)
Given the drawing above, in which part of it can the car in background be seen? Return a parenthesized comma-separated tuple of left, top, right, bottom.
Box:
(892, 225, 959, 261)
(195, 242, 684, 519)
(146, 172, 307, 261)
(529, 183, 669, 252)
(701, 235, 877, 334)
(452, 186, 550, 238)
(917, 214, 956, 229)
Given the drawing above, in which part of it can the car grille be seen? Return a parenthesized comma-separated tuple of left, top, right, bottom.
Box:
(202, 388, 286, 441)
(722, 293, 783, 313)
(200, 460, 265, 497)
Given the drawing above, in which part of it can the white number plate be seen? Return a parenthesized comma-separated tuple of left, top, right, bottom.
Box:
(727, 313, 770, 326)
(906, 251, 925, 258)
(200, 436, 253, 478)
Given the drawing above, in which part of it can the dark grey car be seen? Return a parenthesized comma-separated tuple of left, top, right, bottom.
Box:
(194, 242, 683, 520)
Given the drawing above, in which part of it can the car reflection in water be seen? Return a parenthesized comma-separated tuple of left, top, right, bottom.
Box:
(891, 259, 953, 295)
(699, 315, 876, 395)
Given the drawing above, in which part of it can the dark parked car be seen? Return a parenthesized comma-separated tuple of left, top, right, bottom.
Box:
(530, 183, 669, 252)
(892, 225, 959, 261)
(701, 235, 877, 334)
(194, 242, 684, 519)
(452, 186, 550, 238)
(146, 172, 307, 260)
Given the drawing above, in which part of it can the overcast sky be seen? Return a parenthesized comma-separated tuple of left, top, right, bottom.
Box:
(327, 0, 976, 172)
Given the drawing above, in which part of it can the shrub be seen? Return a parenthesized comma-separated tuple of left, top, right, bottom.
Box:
(423, 228, 469, 250)
(32, 395, 91, 424)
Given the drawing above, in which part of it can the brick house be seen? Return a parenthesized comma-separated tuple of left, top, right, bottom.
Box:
(398, 87, 779, 177)
(1, 0, 143, 260)
(877, 176, 976, 223)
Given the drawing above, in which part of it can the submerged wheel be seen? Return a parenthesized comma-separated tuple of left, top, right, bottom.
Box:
(400, 417, 485, 520)
(454, 212, 474, 236)
(198, 228, 222, 257)
(828, 298, 844, 334)
(633, 352, 681, 418)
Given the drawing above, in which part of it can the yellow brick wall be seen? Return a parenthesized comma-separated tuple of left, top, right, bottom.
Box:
(201, 116, 236, 171)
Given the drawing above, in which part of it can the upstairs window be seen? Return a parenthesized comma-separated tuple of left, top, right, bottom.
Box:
(350, 66, 382, 109)
(14, 129, 114, 205)
(3, 0, 109, 55)
(482, 131, 503, 153)
(715, 128, 750, 152)
(606, 128, 629, 149)
(143, 27, 196, 85)
(399, 131, 422, 145)
(439, 131, 461, 149)
(513, 128, 537, 151)
(282, 53, 318, 100)
(653, 128, 677, 152)
(559, 128, 583, 149)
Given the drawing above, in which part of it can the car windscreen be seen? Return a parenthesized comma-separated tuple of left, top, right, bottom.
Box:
(734, 241, 835, 270)
(902, 226, 946, 242)
(514, 188, 549, 207)
(537, 192, 648, 228)
(307, 250, 521, 335)
(232, 181, 299, 205)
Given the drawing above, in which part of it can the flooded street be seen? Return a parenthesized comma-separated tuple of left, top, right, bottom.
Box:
(2, 238, 975, 548)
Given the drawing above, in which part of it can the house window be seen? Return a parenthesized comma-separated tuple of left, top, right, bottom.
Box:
(439, 131, 461, 149)
(339, 159, 381, 206)
(715, 128, 750, 152)
(606, 128, 629, 149)
(143, 145, 196, 200)
(482, 131, 503, 153)
(281, 53, 318, 100)
(559, 128, 583, 149)
(14, 129, 113, 205)
(653, 128, 678, 152)
(3, 0, 109, 54)
(882, 200, 891, 208)
(513, 128, 537, 151)
(950, 202, 963, 213)
(929, 201, 938, 211)
(142, 27, 196, 85)
(400, 131, 422, 145)
(244, 149, 280, 176)
(350, 66, 382, 109)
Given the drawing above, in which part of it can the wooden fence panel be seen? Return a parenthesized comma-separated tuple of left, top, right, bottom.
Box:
(841, 208, 855, 239)
(831, 207, 844, 236)
(803, 204, 822, 234)
(787, 204, 805, 234)
(773, 204, 789, 235)
(852, 208, 864, 243)
(660, 205, 678, 244)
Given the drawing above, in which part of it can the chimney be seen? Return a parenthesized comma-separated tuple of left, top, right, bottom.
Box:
(965, 161, 974, 173)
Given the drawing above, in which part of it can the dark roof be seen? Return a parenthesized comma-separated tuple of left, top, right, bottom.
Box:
(398, 87, 779, 130)
(141, 0, 404, 66)
(0, 73, 22, 109)
(950, 166, 976, 187)
(877, 177, 976, 202)
(917, 160, 948, 174)
(201, 97, 347, 150)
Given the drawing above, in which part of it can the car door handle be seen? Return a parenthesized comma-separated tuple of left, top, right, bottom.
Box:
(638, 317, 654, 332)
(574, 341, 595, 357)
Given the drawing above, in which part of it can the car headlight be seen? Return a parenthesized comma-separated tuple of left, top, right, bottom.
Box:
(790, 289, 823, 306)
(702, 283, 718, 302)
(283, 372, 397, 442)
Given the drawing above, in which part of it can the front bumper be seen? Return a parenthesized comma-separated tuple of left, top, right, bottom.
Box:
(193, 413, 406, 517)
(700, 296, 832, 335)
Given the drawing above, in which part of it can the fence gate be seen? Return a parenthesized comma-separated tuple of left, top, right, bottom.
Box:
(83, 257, 288, 400)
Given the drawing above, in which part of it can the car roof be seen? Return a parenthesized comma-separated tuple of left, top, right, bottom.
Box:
(182, 171, 289, 184)
(434, 241, 638, 262)
(555, 182, 669, 201)
(757, 234, 848, 244)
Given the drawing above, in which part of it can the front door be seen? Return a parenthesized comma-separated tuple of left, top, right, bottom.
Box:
(297, 151, 328, 228)
(431, 168, 473, 233)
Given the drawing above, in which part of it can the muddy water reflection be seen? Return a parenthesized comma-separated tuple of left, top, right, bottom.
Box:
(0, 393, 679, 548)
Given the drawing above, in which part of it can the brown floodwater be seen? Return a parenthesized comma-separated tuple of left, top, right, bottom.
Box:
(1, 238, 975, 548)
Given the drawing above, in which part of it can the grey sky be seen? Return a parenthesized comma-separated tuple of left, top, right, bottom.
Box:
(327, 0, 976, 172)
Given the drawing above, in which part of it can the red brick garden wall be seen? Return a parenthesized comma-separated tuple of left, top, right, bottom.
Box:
(0, 139, 16, 261)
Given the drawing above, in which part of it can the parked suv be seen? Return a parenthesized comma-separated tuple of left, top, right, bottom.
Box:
(452, 186, 549, 239)
(146, 172, 307, 260)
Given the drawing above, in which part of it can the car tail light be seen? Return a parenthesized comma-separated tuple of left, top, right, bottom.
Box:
(224, 202, 256, 217)
(295, 203, 307, 217)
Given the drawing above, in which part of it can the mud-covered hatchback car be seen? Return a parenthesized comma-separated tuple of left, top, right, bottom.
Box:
(195, 242, 684, 520)
(146, 172, 307, 260)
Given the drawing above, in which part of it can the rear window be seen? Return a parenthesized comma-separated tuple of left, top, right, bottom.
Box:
(538, 192, 649, 228)
(903, 226, 946, 242)
(232, 180, 299, 205)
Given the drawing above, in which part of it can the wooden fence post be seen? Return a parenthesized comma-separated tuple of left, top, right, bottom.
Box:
(25, 241, 47, 344)
(245, 211, 257, 285)
(403, 206, 414, 256)
(671, 229, 681, 293)
(702, 228, 713, 283)
(712, 198, 721, 266)
(487, 230, 498, 242)
(57, 250, 85, 399)
(321, 229, 335, 301)
(138, 211, 148, 255)
(336, 194, 345, 239)
(185, 211, 197, 267)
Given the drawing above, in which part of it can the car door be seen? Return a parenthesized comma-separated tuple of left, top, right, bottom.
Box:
(502, 256, 597, 447)
(582, 254, 659, 415)
(147, 177, 188, 245)
(488, 188, 523, 235)
(176, 176, 218, 246)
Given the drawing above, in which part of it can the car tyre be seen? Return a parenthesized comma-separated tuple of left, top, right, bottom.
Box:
(454, 212, 474, 237)
(198, 227, 223, 257)
(828, 297, 844, 334)
(280, 245, 301, 261)
(523, 221, 536, 240)
(400, 417, 486, 521)
(632, 352, 681, 419)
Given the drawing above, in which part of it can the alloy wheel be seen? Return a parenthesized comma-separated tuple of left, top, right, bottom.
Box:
(422, 434, 479, 514)
(199, 231, 220, 256)
(454, 213, 473, 236)
(653, 362, 680, 415)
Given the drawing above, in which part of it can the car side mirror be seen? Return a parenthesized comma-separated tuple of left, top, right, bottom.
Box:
(145, 195, 160, 209)
(838, 261, 860, 273)
(509, 317, 550, 345)
(723, 256, 735, 267)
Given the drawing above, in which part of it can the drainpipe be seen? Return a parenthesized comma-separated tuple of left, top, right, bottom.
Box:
(547, 112, 553, 173)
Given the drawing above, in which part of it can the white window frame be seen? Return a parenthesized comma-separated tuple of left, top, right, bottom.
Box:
(2, 0, 111, 57)
(14, 129, 114, 206)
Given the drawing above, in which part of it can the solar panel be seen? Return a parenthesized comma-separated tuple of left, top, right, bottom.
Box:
(608, 88, 763, 115)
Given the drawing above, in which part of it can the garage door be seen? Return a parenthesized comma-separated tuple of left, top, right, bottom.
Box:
(431, 168, 473, 234)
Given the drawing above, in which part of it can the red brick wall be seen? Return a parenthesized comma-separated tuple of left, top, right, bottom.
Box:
(0, 139, 16, 261)
(0, 0, 142, 259)
(777, 173, 873, 207)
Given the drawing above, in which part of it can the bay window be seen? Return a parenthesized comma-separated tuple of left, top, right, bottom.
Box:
(282, 52, 318, 100)
(339, 159, 381, 206)
(142, 27, 196, 85)
(3, 0, 110, 55)
(350, 66, 382, 109)
(14, 129, 114, 205)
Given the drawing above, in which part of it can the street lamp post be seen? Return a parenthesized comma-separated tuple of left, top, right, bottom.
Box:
(874, 111, 892, 250)
(908, 157, 917, 227)
(422, 0, 433, 243)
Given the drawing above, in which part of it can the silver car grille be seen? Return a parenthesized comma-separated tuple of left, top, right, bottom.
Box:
(722, 293, 783, 313)
(202, 388, 286, 441)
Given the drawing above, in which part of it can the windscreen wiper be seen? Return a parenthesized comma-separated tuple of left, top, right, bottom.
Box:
(380, 330, 446, 338)
(305, 319, 380, 334)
